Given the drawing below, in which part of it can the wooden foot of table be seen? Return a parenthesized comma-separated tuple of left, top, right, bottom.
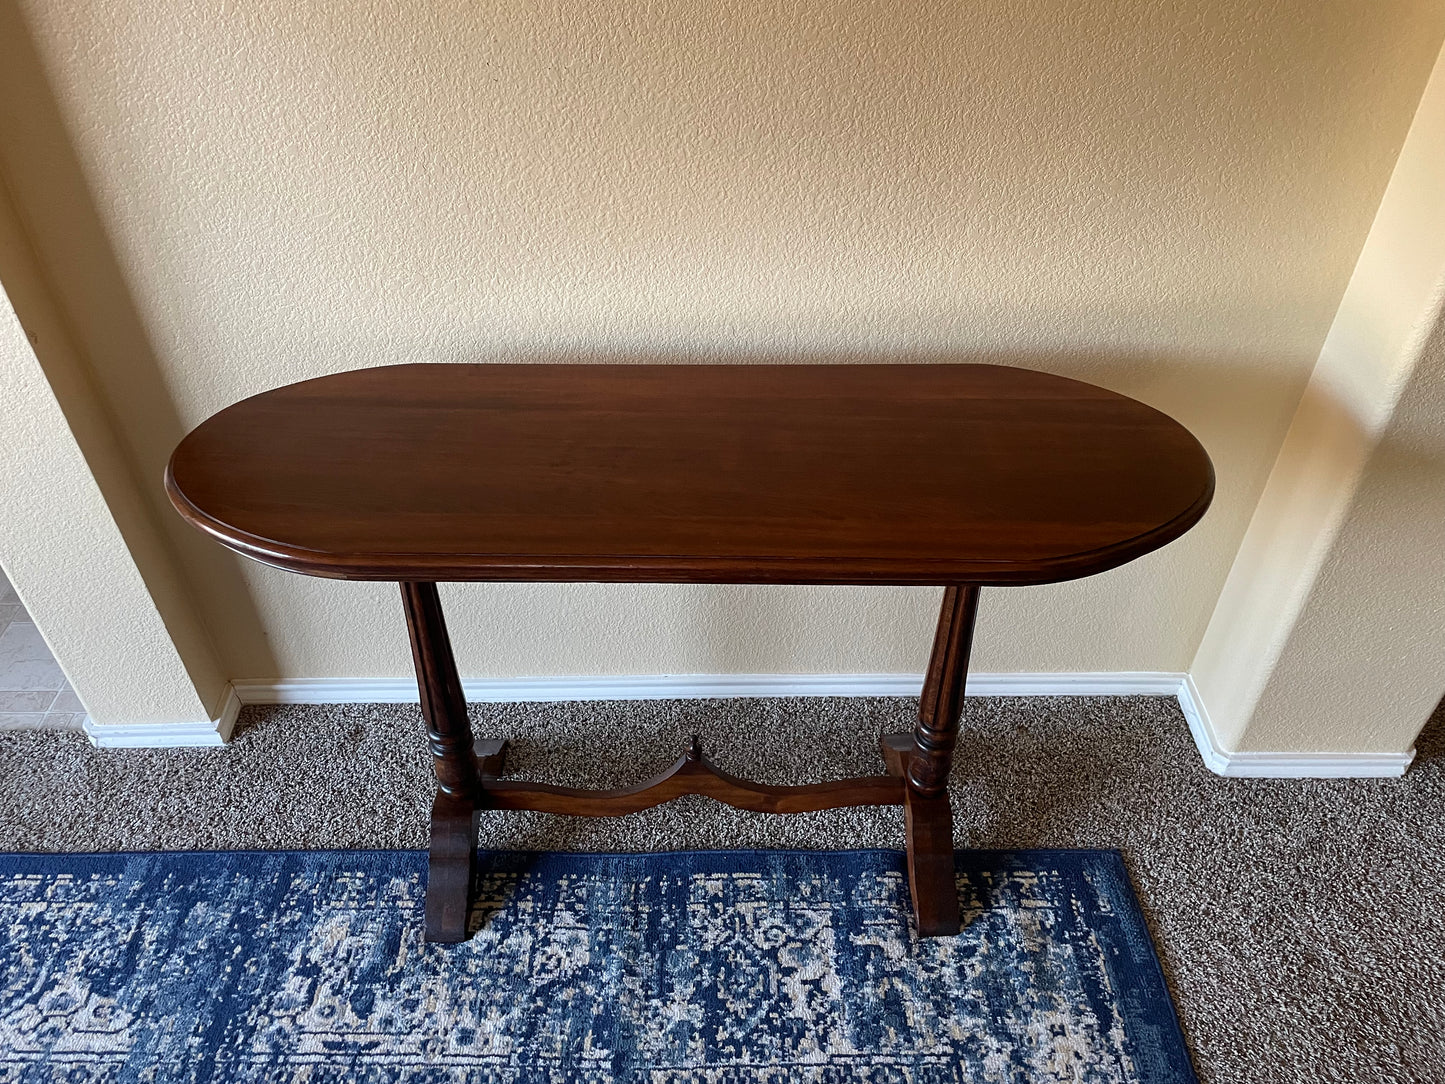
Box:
(423, 738, 508, 943)
(903, 787, 960, 936)
(425, 790, 477, 943)
(883, 732, 961, 936)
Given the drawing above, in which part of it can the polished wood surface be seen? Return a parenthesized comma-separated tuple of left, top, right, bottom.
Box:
(910, 586, 979, 796)
(485, 736, 905, 816)
(401, 582, 481, 799)
(166, 362, 1216, 942)
(424, 791, 477, 944)
(888, 585, 982, 934)
(904, 789, 961, 937)
(166, 363, 1214, 586)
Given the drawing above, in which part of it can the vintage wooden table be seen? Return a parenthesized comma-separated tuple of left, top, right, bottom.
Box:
(166, 363, 1213, 942)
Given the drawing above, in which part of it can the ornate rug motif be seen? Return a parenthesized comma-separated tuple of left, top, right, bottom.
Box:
(0, 848, 1194, 1083)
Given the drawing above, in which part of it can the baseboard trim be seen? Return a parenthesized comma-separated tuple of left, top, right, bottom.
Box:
(83, 686, 242, 749)
(230, 670, 1195, 705)
(84, 717, 228, 748)
(83, 673, 1417, 777)
(1177, 674, 1414, 778)
(231, 673, 928, 704)
(214, 684, 243, 741)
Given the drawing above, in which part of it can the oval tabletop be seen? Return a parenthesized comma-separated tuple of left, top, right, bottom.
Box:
(165, 363, 1214, 586)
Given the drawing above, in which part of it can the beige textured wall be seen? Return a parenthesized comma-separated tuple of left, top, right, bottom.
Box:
(1193, 43, 1445, 755)
(1246, 312, 1445, 754)
(2, 0, 1443, 686)
(0, 182, 224, 725)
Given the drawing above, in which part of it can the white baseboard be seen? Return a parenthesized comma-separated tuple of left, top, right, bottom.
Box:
(83, 686, 242, 749)
(82, 672, 1417, 778)
(1177, 674, 1414, 778)
(966, 671, 1189, 697)
(229, 670, 1192, 705)
(84, 717, 227, 748)
(232, 673, 931, 704)
(214, 685, 243, 741)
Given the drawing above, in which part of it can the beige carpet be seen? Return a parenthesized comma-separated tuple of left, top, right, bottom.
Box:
(2, 693, 1442, 1084)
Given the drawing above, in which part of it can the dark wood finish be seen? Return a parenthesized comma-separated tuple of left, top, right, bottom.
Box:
(422, 743, 507, 943)
(400, 582, 481, 799)
(899, 585, 981, 934)
(425, 791, 476, 943)
(166, 363, 1216, 942)
(904, 788, 962, 937)
(401, 580, 482, 941)
(910, 586, 980, 796)
(484, 737, 905, 816)
(166, 364, 1214, 586)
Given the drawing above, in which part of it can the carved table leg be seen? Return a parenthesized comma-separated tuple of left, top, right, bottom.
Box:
(402, 581, 485, 943)
(882, 585, 981, 936)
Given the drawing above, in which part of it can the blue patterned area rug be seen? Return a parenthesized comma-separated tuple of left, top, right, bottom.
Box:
(0, 848, 1194, 1083)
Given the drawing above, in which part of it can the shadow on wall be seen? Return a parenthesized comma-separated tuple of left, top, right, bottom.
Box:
(1240, 303, 1445, 754)
(0, 3, 278, 682)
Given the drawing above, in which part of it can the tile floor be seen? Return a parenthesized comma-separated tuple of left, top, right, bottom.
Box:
(0, 568, 86, 730)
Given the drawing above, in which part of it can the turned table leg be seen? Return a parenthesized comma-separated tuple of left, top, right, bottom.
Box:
(883, 585, 981, 936)
(401, 581, 490, 943)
